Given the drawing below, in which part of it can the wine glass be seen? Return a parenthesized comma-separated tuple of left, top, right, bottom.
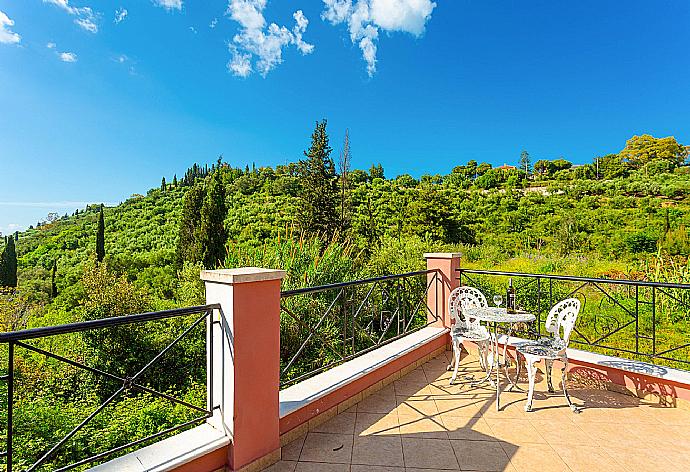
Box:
(493, 294, 503, 308)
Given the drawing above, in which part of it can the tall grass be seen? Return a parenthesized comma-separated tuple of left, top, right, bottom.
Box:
(224, 224, 363, 290)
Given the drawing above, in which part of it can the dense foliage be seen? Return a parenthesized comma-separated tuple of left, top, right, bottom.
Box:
(0, 128, 689, 468)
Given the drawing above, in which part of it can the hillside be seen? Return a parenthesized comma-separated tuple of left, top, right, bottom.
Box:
(3, 148, 690, 470)
(6, 156, 690, 320)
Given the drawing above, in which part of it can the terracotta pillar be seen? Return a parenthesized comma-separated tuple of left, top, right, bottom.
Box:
(424, 253, 462, 329)
(201, 268, 286, 471)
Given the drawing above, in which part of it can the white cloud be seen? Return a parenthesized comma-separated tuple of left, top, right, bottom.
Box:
(228, 47, 252, 77)
(43, 0, 100, 33)
(114, 7, 128, 24)
(0, 10, 21, 44)
(75, 17, 97, 32)
(59, 51, 77, 62)
(226, 1, 314, 78)
(322, 0, 436, 76)
(210, 17, 218, 28)
(47, 42, 56, 48)
(154, 0, 183, 10)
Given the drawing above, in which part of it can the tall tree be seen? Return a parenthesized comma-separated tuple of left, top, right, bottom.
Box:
(619, 134, 688, 169)
(96, 205, 105, 263)
(161, 177, 167, 192)
(0, 237, 17, 287)
(176, 183, 205, 266)
(199, 170, 228, 268)
(172, 174, 178, 187)
(51, 261, 58, 299)
(298, 120, 339, 238)
(338, 129, 352, 234)
(519, 150, 531, 175)
(369, 163, 385, 180)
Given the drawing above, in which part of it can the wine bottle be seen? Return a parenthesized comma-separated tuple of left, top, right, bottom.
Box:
(506, 278, 516, 313)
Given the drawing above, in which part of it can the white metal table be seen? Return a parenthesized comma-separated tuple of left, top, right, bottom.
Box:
(464, 307, 536, 410)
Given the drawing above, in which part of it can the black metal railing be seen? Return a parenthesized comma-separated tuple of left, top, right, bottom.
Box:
(0, 304, 220, 472)
(279, 270, 442, 388)
(458, 269, 690, 370)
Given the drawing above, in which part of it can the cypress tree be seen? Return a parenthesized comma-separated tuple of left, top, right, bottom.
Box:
(161, 177, 167, 192)
(298, 120, 339, 238)
(96, 205, 105, 263)
(0, 237, 17, 287)
(199, 170, 228, 268)
(176, 183, 205, 266)
(51, 261, 58, 298)
(172, 174, 178, 187)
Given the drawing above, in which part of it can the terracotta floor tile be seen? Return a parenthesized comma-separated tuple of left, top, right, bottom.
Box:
(263, 460, 297, 472)
(441, 415, 498, 442)
(395, 397, 440, 418)
(351, 466, 404, 472)
(603, 446, 677, 472)
(550, 444, 622, 472)
(527, 419, 591, 446)
(428, 380, 470, 397)
(398, 414, 449, 439)
(503, 443, 569, 472)
(402, 437, 460, 470)
(644, 405, 690, 425)
(266, 352, 690, 472)
(451, 439, 512, 471)
(294, 462, 350, 472)
(357, 392, 397, 413)
(312, 412, 356, 435)
(355, 412, 400, 437)
(522, 403, 573, 422)
(352, 435, 404, 467)
(299, 432, 353, 464)
(434, 398, 486, 418)
(628, 425, 690, 454)
(484, 418, 545, 445)
(406, 469, 475, 472)
(394, 381, 433, 397)
(281, 435, 306, 461)
(575, 421, 640, 447)
(402, 367, 430, 382)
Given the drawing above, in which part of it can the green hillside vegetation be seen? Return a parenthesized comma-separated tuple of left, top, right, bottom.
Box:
(0, 126, 689, 468)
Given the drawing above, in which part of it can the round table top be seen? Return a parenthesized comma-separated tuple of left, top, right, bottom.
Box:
(464, 307, 536, 323)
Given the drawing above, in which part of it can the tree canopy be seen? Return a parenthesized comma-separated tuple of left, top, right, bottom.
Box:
(620, 134, 689, 169)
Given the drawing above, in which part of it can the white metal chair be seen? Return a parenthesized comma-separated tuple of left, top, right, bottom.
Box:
(517, 298, 581, 412)
(447, 286, 491, 385)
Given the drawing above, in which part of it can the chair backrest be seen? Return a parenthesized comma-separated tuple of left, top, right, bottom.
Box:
(448, 286, 488, 331)
(545, 298, 581, 346)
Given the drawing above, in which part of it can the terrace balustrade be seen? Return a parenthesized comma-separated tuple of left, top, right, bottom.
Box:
(0, 254, 689, 471)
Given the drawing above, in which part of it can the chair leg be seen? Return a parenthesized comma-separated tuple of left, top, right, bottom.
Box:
(514, 351, 523, 382)
(479, 341, 489, 372)
(450, 338, 462, 385)
(525, 356, 537, 412)
(545, 359, 555, 393)
(447, 340, 456, 372)
(561, 358, 580, 413)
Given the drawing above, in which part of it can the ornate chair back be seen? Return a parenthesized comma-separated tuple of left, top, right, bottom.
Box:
(448, 286, 488, 332)
(544, 298, 581, 347)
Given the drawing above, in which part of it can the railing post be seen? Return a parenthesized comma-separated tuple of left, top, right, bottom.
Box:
(424, 253, 462, 329)
(201, 268, 286, 472)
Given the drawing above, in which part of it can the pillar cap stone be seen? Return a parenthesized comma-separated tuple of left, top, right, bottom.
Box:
(200, 267, 286, 284)
(423, 252, 462, 259)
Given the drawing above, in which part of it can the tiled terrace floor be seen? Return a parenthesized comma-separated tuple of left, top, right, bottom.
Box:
(267, 350, 690, 472)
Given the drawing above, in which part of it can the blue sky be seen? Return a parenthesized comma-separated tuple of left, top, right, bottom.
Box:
(1, 0, 689, 234)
